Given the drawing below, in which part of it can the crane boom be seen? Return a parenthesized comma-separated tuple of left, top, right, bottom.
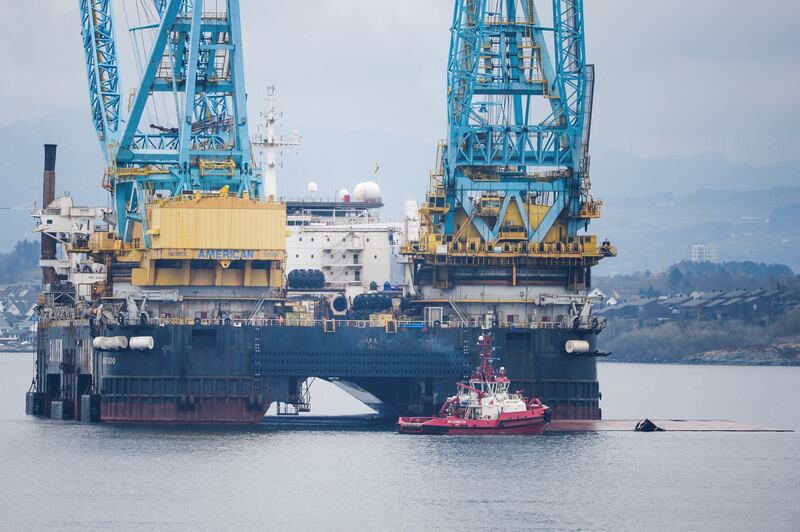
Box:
(405, 0, 613, 293)
(443, 0, 591, 242)
(77, 0, 260, 246)
(79, 0, 121, 161)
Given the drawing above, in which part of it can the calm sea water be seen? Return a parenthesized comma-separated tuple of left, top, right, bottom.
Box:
(1, 353, 798, 531)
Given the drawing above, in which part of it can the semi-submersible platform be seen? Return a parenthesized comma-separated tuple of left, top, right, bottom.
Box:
(26, 0, 615, 423)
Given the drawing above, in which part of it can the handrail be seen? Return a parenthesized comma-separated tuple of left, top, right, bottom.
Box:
(40, 312, 575, 331)
(134, 317, 574, 330)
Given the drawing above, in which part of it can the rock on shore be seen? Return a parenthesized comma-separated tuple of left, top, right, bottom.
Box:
(679, 335, 800, 366)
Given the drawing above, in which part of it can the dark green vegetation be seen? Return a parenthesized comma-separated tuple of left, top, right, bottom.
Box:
(0, 240, 39, 284)
(597, 260, 797, 297)
(597, 262, 800, 365)
(601, 308, 800, 365)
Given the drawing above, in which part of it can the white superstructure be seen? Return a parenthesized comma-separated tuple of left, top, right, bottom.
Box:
(31, 195, 110, 298)
(251, 85, 401, 296)
(285, 184, 402, 297)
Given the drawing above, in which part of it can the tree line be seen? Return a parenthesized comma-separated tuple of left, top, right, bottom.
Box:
(596, 260, 797, 299)
(0, 240, 40, 284)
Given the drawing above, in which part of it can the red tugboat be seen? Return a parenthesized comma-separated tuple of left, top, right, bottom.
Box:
(398, 334, 551, 435)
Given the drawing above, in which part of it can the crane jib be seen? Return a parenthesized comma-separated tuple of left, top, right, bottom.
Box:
(77, 0, 261, 246)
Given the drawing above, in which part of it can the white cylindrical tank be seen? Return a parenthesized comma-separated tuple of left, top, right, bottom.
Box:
(130, 336, 155, 351)
(404, 199, 420, 242)
(404, 199, 419, 218)
(93, 336, 128, 351)
(109, 336, 128, 350)
(353, 181, 380, 202)
(565, 340, 590, 354)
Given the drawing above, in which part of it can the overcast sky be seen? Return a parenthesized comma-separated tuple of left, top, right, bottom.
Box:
(1, 0, 798, 166)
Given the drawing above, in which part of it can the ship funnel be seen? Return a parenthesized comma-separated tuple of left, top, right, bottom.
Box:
(40, 144, 58, 285)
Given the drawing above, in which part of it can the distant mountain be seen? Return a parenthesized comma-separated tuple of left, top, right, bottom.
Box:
(0, 114, 434, 250)
(593, 187, 800, 274)
(279, 140, 800, 216)
(590, 144, 800, 199)
(272, 125, 434, 215)
(0, 108, 106, 251)
(2, 111, 798, 276)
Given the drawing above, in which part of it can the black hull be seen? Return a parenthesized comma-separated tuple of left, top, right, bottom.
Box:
(33, 322, 602, 423)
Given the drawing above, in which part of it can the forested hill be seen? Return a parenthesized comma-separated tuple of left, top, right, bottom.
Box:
(0, 240, 39, 284)
(595, 261, 800, 365)
(595, 261, 797, 300)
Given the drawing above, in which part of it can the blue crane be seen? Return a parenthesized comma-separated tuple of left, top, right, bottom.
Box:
(442, 0, 594, 243)
(78, 0, 259, 247)
(80, 0, 121, 149)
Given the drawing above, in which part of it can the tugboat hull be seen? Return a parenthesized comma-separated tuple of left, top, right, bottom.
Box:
(397, 413, 549, 435)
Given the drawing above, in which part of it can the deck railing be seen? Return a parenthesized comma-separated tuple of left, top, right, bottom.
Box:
(40, 310, 573, 331)
(138, 317, 571, 330)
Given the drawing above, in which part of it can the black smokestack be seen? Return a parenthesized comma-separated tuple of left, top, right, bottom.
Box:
(44, 144, 57, 173)
(41, 144, 58, 285)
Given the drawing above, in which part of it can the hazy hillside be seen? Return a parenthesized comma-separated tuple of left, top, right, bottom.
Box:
(590, 145, 799, 199)
(272, 125, 433, 211)
(1, 111, 798, 276)
(0, 108, 106, 250)
(593, 187, 800, 274)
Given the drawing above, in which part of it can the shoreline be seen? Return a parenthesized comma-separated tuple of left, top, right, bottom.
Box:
(599, 358, 800, 367)
(601, 333, 800, 367)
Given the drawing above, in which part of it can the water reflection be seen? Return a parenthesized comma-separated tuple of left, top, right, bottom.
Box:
(2, 354, 798, 531)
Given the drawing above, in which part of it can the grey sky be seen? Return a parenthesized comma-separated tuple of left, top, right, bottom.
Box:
(1, 0, 798, 166)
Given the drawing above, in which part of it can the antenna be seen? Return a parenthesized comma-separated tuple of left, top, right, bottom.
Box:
(252, 85, 301, 200)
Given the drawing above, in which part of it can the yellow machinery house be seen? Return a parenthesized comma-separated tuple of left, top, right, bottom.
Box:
(131, 195, 286, 288)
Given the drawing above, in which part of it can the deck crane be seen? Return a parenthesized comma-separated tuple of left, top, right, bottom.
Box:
(406, 0, 614, 291)
(444, 0, 593, 241)
(79, 0, 259, 247)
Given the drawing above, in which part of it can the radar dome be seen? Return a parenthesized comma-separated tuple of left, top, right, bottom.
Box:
(307, 181, 318, 194)
(337, 188, 350, 200)
(353, 181, 380, 202)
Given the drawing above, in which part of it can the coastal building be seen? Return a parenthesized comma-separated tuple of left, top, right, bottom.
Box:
(598, 288, 798, 325)
(689, 243, 718, 263)
(0, 283, 40, 351)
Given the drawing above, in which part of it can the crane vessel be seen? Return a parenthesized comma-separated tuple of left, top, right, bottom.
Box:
(26, 0, 614, 424)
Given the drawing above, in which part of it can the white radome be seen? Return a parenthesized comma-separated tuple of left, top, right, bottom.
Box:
(353, 181, 380, 202)
(307, 181, 318, 194)
(337, 188, 350, 200)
